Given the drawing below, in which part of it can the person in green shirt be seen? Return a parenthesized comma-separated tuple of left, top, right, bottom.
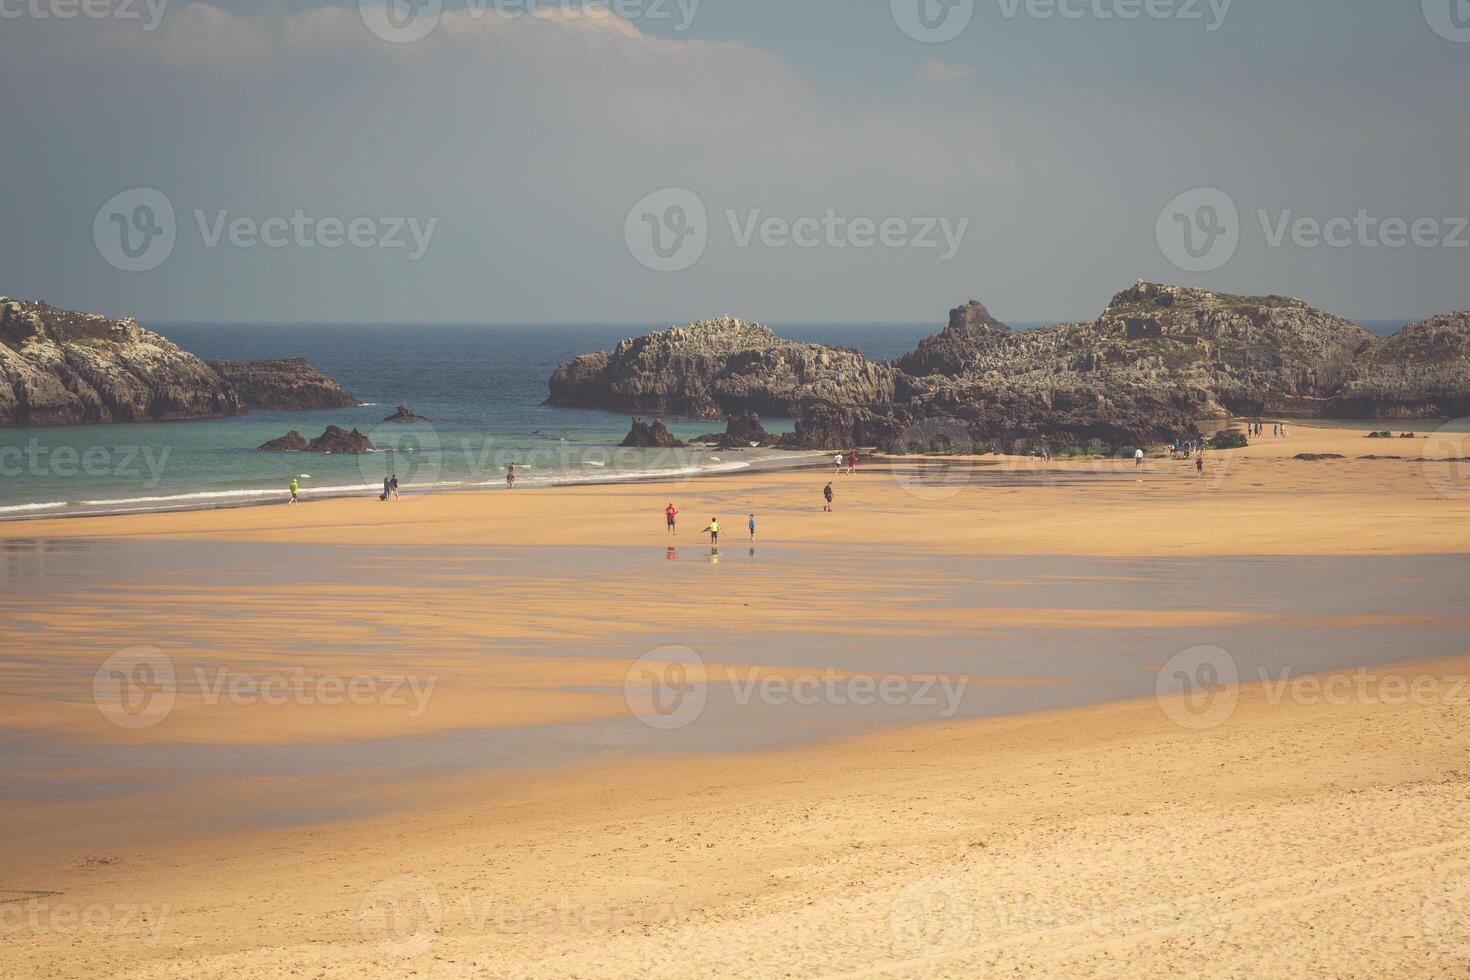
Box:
(703, 518, 719, 545)
(289, 478, 299, 505)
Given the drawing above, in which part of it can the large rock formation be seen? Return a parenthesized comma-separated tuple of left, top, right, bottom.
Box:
(206, 358, 360, 411)
(548, 282, 1469, 452)
(0, 298, 357, 426)
(1, 298, 241, 426)
(1335, 312, 1470, 418)
(895, 282, 1372, 417)
(548, 316, 898, 420)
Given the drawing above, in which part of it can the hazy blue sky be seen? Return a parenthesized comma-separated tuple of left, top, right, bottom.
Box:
(1, 0, 1466, 325)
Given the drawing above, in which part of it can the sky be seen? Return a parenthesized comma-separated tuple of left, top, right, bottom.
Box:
(0, 0, 1467, 325)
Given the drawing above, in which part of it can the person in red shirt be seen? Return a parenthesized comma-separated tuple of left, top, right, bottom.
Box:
(665, 503, 678, 535)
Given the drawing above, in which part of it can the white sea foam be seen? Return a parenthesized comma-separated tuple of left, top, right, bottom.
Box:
(0, 501, 69, 515)
(4, 455, 796, 522)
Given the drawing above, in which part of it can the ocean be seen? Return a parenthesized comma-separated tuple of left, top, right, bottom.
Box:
(0, 323, 937, 519)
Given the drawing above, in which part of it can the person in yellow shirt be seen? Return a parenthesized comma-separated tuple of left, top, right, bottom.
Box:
(703, 518, 719, 545)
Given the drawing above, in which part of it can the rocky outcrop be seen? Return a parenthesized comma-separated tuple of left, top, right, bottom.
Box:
(1334, 312, 1470, 418)
(895, 299, 1011, 377)
(549, 281, 1470, 452)
(306, 426, 374, 454)
(1209, 430, 1249, 450)
(1090, 282, 1374, 413)
(693, 412, 773, 449)
(784, 385, 1209, 455)
(381, 403, 429, 423)
(2, 298, 242, 425)
(1, 298, 358, 426)
(548, 316, 898, 420)
(206, 358, 360, 411)
(258, 431, 308, 452)
(261, 427, 372, 453)
(620, 418, 685, 448)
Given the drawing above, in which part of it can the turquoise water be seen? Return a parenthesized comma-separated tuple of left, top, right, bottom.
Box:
(0, 324, 934, 518)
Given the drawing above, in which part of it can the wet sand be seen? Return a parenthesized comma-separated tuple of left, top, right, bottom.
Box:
(3, 422, 1470, 978)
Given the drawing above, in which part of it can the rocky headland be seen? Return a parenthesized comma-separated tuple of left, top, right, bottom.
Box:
(1, 298, 358, 426)
(206, 358, 360, 412)
(548, 282, 1470, 452)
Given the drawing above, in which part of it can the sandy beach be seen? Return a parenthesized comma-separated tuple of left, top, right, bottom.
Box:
(4, 422, 1470, 979)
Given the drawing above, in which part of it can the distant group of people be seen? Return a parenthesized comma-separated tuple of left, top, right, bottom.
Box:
(1248, 420, 1289, 438)
(833, 451, 859, 475)
(665, 504, 757, 546)
(379, 474, 400, 501)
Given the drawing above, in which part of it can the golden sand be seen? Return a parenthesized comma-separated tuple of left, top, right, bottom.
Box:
(3, 422, 1469, 978)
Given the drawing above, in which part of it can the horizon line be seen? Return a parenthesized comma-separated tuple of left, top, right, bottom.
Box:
(147, 316, 1424, 328)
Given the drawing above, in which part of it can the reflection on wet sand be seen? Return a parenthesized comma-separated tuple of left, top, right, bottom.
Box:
(3, 536, 1467, 854)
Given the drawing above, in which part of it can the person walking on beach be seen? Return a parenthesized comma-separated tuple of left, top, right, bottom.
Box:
(834, 452, 845, 474)
(288, 478, 299, 505)
(666, 502, 678, 535)
(1196, 453, 1205, 477)
(846, 451, 857, 475)
(506, 463, 516, 489)
(390, 473, 400, 500)
(748, 513, 757, 541)
(382, 476, 392, 501)
(703, 517, 719, 546)
(823, 482, 834, 512)
(1135, 448, 1145, 469)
